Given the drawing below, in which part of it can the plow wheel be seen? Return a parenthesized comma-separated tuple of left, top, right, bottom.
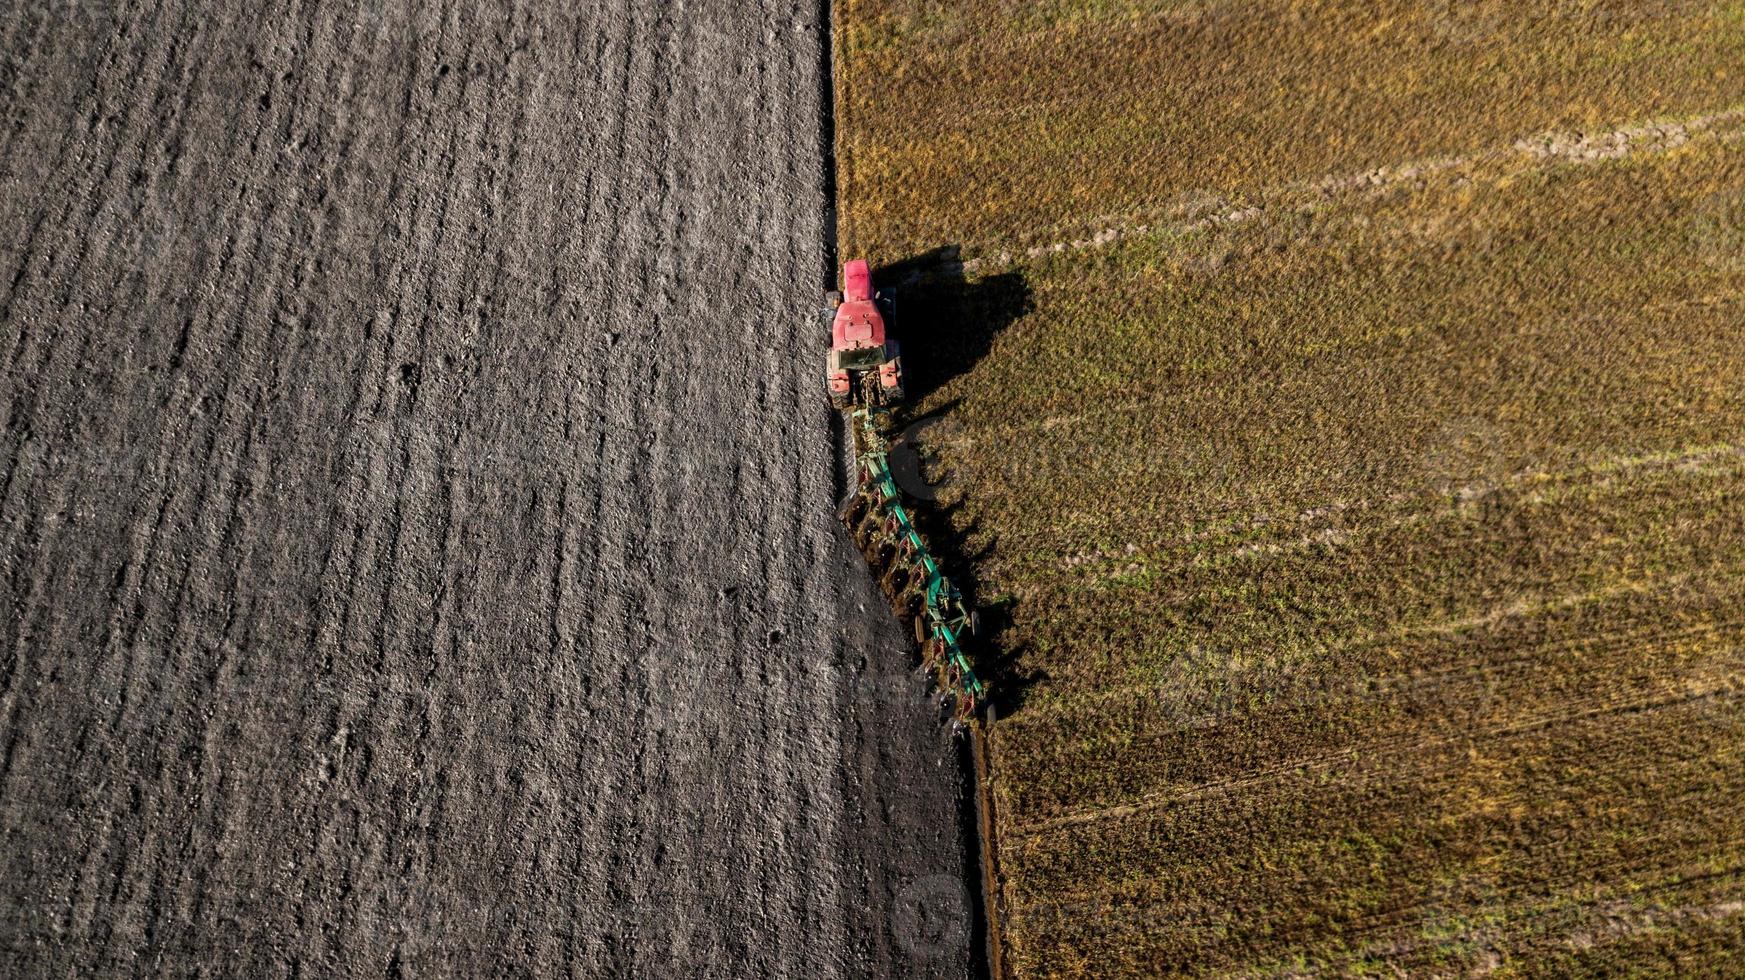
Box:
(912, 609, 929, 646)
(896, 588, 924, 637)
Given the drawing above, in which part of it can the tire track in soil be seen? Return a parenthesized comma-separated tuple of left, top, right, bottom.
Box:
(0, 1, 970, 977)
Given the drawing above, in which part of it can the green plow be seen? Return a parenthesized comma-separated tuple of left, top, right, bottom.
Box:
(840, 406, 987, 722)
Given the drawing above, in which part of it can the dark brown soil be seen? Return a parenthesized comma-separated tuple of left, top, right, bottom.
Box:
(0, 1, 970, 976)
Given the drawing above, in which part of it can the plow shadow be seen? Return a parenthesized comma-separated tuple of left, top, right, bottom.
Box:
(876, 246, 1041, 718)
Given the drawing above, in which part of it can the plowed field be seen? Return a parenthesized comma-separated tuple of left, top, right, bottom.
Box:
(1, 1, 972, 976)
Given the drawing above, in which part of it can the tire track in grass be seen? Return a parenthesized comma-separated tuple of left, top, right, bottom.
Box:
(964, 105, 1745, 271)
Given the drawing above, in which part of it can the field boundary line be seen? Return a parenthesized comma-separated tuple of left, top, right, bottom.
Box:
(830, 4, 1008, 978)
(970, 723, 1008, 980)
(963, 105, 1745, 272)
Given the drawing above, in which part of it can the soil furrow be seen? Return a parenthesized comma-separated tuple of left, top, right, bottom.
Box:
(0, 1, 973, 976)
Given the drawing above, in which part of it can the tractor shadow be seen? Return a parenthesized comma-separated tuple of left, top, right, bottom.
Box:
(875, 245, 1030, 404)
(873, 246, 1045, 718)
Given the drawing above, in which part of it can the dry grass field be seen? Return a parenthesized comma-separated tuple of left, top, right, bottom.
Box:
(837, 0, 1745, 974)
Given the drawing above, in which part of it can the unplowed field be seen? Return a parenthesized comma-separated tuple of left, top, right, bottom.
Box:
(1, 1, 972, 977)
(837, 0, 1745, 975)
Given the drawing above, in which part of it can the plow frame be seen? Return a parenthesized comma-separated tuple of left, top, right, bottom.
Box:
(842, 406, 987, 720)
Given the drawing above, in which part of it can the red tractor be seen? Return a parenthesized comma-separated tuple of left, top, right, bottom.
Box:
(825, 259, 903, 409)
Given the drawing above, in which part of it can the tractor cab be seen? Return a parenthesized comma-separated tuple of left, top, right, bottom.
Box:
(825, 259, 903, 409)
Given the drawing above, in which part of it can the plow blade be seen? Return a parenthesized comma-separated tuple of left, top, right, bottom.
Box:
(839, 406, 986, 722)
